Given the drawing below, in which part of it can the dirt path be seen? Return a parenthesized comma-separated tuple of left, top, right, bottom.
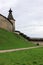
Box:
(0, 46, 43, 53)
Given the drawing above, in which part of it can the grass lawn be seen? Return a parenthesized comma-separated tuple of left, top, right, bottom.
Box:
(0, 29, 36, 50)
(0, 47, 43, 65)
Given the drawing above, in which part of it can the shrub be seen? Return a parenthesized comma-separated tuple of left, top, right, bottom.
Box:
(33, 61, 37, 64)
(36, 43, 39, 46)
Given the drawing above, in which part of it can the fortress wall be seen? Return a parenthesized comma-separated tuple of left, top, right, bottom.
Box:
(0, 16, 13, 32)
(10, 20, 15, 32)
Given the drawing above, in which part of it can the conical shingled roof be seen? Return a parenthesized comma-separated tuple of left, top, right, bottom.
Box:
(8, 8, 15, 21)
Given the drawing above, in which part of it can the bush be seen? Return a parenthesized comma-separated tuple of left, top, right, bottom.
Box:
(33, 61, 37, 64)
(36, 43, 39, 46)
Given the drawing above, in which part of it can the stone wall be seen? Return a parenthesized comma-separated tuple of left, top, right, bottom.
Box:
(0, 15, 13, 32)
(10, 20, 15, 32)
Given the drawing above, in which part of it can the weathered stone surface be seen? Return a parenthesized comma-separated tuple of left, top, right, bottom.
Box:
(0, 15, 13, 32)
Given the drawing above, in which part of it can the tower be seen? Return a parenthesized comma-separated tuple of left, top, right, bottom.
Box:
(8, 8, 15, 32)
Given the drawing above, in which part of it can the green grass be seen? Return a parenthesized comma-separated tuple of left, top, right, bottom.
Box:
(0, 47, 43, 65)
(0, 29, 35, 50)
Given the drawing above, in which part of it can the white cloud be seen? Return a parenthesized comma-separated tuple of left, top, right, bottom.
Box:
(0, 0, 18, 8)
(15, 0, 43, 38)
(0, 0, 43, 37)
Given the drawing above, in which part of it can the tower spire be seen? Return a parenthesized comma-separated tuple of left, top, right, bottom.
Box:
(8, 8, 14, 20)
(8, 8, 15, 32)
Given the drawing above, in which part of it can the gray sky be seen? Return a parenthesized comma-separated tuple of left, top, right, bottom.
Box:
(0, 0, 43, 38)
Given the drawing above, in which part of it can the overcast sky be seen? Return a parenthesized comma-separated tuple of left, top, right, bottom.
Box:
(0, 0, 43, 38)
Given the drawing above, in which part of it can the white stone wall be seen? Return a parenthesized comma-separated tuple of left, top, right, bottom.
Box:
(0, 15, 13, 32)
(10, 20, 15, 32)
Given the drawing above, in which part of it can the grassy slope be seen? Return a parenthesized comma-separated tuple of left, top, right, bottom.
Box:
(0, 47, 43, 65)
(0, 29, 35, 50)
